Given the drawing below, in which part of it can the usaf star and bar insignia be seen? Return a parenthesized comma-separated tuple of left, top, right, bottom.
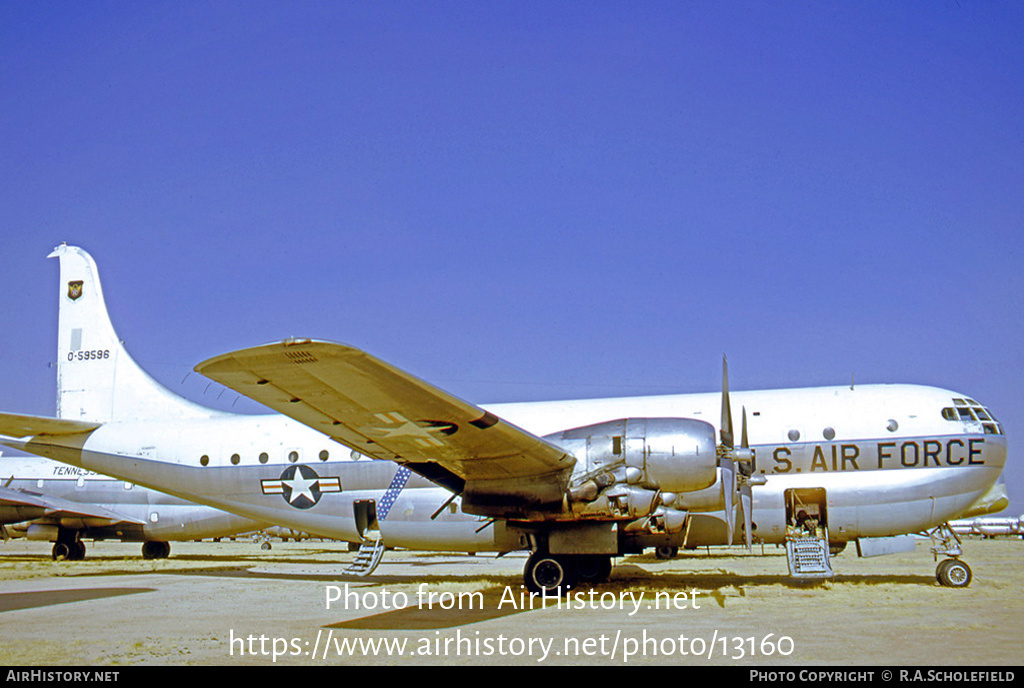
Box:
(261, 465, 342, 509)
(364, 412, 459, 449)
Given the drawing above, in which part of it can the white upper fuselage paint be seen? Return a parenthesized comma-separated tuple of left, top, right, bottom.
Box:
(16, 382, 1006, 552)
(492, 383, 1006, 543)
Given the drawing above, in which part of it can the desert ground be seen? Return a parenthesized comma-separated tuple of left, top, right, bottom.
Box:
(0, 536, 1019, 666)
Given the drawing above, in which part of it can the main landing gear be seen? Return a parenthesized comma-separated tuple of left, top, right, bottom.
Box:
(523, 552, 613, 595)
(51, 528, 86, 560)
(141, 540, 171, 559)
(50, 533, 171, 561)
(654, 545, 679, 560)
(51, 539, 86, 561)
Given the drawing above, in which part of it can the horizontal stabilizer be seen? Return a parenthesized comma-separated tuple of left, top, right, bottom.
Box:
(0, 412, 101, 439)
(0, 485, 145, 525)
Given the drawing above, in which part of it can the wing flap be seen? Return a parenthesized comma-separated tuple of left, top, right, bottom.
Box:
(196, 339, 574, 509)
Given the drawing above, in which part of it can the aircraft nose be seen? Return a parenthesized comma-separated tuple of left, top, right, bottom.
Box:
(944, 397, 1005, 438)
(976, 423, 1009, 471)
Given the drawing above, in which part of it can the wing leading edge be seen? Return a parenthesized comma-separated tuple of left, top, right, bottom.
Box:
(196, 339, 575, 514)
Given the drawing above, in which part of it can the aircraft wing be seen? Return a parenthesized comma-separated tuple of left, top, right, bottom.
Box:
(196, 339, 575, 512)
(0, 486, 146, 525)
(0, 413, 100, 439)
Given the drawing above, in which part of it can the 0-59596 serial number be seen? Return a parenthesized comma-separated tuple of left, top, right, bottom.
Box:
(67, 349, 110, 361)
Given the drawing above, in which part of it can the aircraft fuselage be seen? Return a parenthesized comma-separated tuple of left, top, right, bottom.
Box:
(0, 456, 265, 542)
(13, 382, 1006, 554)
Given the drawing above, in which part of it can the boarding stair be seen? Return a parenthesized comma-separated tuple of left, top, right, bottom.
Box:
(343, 531, 385, 576)
(785, 528, 834, 579)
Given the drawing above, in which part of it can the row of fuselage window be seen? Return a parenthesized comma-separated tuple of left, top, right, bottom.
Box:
(198, 449, 335, 467)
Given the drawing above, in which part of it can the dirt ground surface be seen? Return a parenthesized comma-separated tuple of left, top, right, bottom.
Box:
(0, 536, 1020, 666)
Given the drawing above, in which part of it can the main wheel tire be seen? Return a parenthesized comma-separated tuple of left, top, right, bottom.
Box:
(654, 546, 678, 560)
(937, 559, 972, 588)
(524, 553, 577, 596)
(576, 555, 612, 584)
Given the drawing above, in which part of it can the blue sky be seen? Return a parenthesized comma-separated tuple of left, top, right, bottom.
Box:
(2, 3, 1023, 513)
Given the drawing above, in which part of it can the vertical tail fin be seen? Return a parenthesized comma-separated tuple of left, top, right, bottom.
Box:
(48, 243, 219, 422)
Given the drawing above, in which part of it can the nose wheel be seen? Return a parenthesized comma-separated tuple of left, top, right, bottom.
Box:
(936, 558, 972, 588)
(925, 523, 973, 588)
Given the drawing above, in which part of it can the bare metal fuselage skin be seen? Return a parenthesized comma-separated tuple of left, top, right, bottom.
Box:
(0, 456, 265, 542)
(12, 383, 1006, 554)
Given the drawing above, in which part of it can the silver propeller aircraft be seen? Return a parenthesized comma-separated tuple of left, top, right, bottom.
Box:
(0, 452, 267, 560)
(0, 244, 1008, 591)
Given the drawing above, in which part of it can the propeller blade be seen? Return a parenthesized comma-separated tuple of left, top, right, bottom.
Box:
(722, 457, 736, 545)
(719, 358, 757, 548)
(741, 406, 748, 449)
(720, 356, 733, 448)
(741, 483, 753, 551)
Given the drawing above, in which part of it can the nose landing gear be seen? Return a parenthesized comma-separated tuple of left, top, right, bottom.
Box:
(926, 523, 973, 588)
(936, 558, 972, 588)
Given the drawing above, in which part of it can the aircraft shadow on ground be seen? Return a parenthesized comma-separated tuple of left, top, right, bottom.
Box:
(0, 587, 154, 613)
(2, 551, 939, 627)
(325, 586, 540, 630)
(321, 567, 938, 631)
(199, 560, 933, 591)
(10, 552, 936, 592)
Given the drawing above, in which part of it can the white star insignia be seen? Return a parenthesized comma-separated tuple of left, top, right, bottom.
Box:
(284, 471, 317, 504)
(370, 412, 445, 447)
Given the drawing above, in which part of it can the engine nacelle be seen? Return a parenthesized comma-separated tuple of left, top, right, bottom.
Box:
(547, 418, 718, 494)
(572, 484, 660, 520)
(26, 524, 59, 541)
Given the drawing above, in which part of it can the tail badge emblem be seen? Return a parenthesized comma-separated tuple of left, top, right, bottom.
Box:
(67, 281, 84, 301)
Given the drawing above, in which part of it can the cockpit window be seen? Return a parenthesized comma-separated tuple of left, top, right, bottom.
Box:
(943, 399, 1004, 435)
